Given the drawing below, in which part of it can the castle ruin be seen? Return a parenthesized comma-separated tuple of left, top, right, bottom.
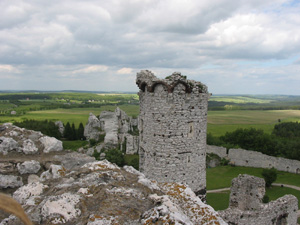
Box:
(219, 174, 298, 224)
(136, 70, 209, 197)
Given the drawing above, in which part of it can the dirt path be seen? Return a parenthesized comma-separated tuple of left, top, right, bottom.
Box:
(273, 183, 300, 191)
(207, 188, 230, 193)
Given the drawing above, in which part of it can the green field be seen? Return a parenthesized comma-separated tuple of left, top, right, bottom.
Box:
(207, 166, 300, 190)
(1, 93, 300, 138)
(210, 96, 273, 104)
(207, 110, 300, 136)
(0, 104, 139, 127)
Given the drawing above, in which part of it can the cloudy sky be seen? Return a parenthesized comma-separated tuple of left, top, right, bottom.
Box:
(1, 0, 300, 94)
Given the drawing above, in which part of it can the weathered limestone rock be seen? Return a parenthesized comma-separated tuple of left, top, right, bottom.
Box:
(0, 174, 23, 188)
(137, 70, 209, 198)
(41, 193, 81, 223)
(22, 139, 38, 154)
(0, 137, 19, 155)
(13, 182, 48, 205)
(17, 160, 41, 175)
(55, 121, 65, 136)
(27, 174, 40, 184)
(125, 134, 139, 154)
(1, 160, 226, 224)
(40, 165, 66, 181)
(99, 110, 119, 146)
(39, 136, 63, 153)
(84, 113, 101, 141)
(219, 174, 298, 225)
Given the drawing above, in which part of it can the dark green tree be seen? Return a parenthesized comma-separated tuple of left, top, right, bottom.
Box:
(64, 122, 73, 140)
(262, 168, 277, 188)
(71, 123, 77, 140)
(77, 122, 85, 140)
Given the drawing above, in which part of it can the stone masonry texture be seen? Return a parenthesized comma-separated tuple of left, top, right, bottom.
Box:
(136, 70, 209, 197)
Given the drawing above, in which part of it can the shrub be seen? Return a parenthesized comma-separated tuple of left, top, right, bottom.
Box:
(262, 195, 269, 203)
(128, 157, 139, 170)
(89, 139, 97, 147)
(105, 148, 125, 167)
(262, 168, 277, 187)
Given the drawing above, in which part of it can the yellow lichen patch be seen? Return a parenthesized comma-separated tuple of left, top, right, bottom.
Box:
(88, 215, 120, 224)
(159, 183, 222, 225)
(58, 167, 66, 176)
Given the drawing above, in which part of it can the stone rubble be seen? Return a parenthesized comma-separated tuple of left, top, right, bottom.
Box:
(17, 160, 41, 175)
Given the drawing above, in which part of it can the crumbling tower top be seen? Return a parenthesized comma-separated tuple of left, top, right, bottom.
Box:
(136, 70, 208, 94)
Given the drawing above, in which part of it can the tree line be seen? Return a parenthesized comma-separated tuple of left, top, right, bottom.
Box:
(207, 122, 300, 161)
(14, 119, 85, 141)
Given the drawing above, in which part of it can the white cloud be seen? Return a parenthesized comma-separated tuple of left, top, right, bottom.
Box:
(0, 65, 20, 73)
(117, 68, 132, 74)
(72, 65, 108, 74)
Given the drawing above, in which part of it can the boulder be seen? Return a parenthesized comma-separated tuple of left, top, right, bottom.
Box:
(39, 136, 63, 153)
(17, 160, 41, 174)
(22, 139, 38, 154)
(13, 182, 48, 205)
(0, 137, 19, 155)
(40, 165, 66, 181)
(0, 174, 23, 188)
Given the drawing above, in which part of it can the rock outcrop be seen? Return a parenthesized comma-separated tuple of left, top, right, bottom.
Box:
(55, 121, 64, 136)
(1, 160, 226, 225)
(84, 113, 101, 141)
(84, 108, 139, 154)
(0, 123, 94, 195)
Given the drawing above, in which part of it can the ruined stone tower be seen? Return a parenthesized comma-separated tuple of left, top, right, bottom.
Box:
(136, 70, 209, 196)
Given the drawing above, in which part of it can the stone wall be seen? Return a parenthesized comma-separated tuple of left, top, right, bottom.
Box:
(207, 145, 227, 158)
(137, 70, 209, 197)
(219, 174, 298, 225)
(207, 145, 300, 174)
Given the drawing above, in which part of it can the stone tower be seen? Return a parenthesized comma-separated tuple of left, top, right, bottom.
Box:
(136, 70, 209, 197)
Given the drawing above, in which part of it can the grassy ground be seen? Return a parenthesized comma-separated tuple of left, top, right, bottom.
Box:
(207, 110, 300, 136)
(207, 186, 300, 211)
(207, 166, 300, 221)
(206, 166, 300, 190)
(62, 140, 89, 151)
